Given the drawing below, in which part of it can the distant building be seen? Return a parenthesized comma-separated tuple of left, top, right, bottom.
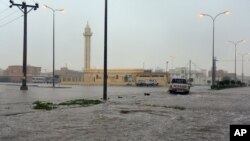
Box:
(191, 70, 207, 85)
(83, 68, 144, 85)
(0, 68, 3, 76)
(0, 68, 9, 82)
(83, 68, 169, 86)
(56, 67, 83, 84)
(3, 65, 41, 82)
(208, 69, 239, 82)
(136, 70, 169, 86)
(62, 23, 170, 86)
(169, 67, 207, 85)
(169, 67, 188, 79)
(208, 69, 228, 82)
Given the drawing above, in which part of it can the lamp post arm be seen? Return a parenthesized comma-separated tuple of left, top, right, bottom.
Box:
(201, 14, 214, 21)
(214, 11, 227, 21)
(228, 40, 245, 47)
(44, 5, 55, 12)
(236, 40, 244, 45)
(228, 41, 237, 46)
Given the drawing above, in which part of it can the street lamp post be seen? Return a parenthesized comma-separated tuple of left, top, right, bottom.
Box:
(44, 4, 64, 88)
(166, 61, 168, 72)
(227, 40, 245, 82)
(239, 53, 250, 83)
(200, 11, 229, 88)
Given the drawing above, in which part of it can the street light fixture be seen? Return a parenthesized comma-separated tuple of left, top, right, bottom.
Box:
(227, 40, 245, 82)
(200, 10, 229, 88)
(238, 52, 250, 83)
(44, 4, 64, 88)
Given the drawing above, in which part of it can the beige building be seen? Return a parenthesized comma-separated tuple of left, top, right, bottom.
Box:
(4, 65, 41, 82)
(60, 67, 169, 86)
(83, 68, 143, 85)
(78, 23, 169, 86)
(83, 69, 169, 86)
(56, 67, 83, 85)
(136, 70, 169, 86)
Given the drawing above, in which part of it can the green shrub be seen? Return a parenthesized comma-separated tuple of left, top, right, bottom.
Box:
(58, 99, 102, 106)
(33, 101, 57, 110)
(32, 99, 103, 111)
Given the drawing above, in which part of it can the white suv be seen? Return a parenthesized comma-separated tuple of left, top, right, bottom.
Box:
(169, 78, 190, 94)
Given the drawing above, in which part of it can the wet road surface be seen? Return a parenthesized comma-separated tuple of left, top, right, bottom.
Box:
(0, 84, 250, 141)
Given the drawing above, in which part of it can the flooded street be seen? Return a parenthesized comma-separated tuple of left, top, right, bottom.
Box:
(1, 84, 250, 141)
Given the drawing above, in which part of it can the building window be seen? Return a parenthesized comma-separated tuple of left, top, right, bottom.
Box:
(124, 75, 128, 82)
(124, 75, 133, 82)
(116, 75, 119, 79)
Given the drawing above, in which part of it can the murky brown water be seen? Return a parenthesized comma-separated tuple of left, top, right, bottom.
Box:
(1, 84, 250, 141)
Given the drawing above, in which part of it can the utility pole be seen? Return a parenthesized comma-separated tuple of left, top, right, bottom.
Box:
(9, 0, 39, 90)
(103, 0, 108, 100)
(166, 61, 169, 86)
(166, 61, 168, 72)
(214, 57, 217, 82)
(241, 55, 244, 83)
(189, 60, 191, 80)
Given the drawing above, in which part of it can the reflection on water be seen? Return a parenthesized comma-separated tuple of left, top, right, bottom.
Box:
(0, 84, 169, 103)
(1, 84, 250, 141)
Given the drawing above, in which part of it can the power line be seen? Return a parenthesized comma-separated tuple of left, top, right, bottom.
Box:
(191, 62, 204, 70)
(0, 10, 19, 22)
(0, 15, 23, 28)
(218, 59, 243, 62)
(0, 7, 9, 15)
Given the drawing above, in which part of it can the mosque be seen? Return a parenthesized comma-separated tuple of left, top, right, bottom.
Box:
(62, 23, 170, 86)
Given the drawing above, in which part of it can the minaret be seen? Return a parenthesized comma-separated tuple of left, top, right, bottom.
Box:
(83, 22, 92, 70)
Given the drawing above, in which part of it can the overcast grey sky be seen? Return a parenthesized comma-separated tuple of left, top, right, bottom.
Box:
(0, 0, 250, 76)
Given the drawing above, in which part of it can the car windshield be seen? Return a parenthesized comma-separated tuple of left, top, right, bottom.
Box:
(172, 79, 187, 84)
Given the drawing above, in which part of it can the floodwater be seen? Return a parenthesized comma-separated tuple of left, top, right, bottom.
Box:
(0, 83, 250, 141)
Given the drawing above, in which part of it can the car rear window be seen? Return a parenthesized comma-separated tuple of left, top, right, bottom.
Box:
(172, 79, 187, 84)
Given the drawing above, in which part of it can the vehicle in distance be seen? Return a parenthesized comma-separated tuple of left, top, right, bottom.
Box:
(31, 76, 46, 83)
(136, 80, 158, 86)
(136, 80, 146, 86)
(31, 75, 61, 84)
(145, 80, 159, 86)
(169, 78, 190, 94)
